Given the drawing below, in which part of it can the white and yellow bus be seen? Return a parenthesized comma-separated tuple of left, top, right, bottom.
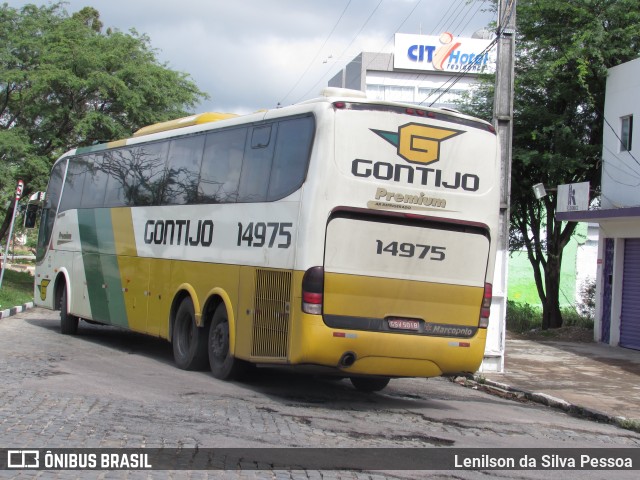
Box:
(33, 87, 499, 392)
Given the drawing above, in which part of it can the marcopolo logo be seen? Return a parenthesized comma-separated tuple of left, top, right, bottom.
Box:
(372, 123, 463, 166)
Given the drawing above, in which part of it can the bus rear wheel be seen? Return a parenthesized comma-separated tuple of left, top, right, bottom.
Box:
(59, 286, 79, 335)
(172, 297, 208, 370)
(208, 303, 247, 380)
(350, 376, 390, 392)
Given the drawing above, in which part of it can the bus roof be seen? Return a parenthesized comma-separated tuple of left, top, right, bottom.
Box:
(57, 87, 493, 164)
(133, 112, 239, 137)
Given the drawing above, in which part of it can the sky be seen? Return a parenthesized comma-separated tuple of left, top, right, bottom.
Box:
(7, 0, 496, 114)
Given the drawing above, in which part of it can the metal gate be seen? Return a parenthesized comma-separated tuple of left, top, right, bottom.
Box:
(601, 238, 614, 344)
(620, 238, 640, 350)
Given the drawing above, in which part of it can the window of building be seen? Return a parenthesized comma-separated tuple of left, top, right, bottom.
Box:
(621, 115, 633, 152)
(366, 84, 415, 103)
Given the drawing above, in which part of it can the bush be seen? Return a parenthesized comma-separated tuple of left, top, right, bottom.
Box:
(507, 300, 594, 333)
(506, 300, 541, 333)
(577, 278, 596, 320)
(561, 307, 594, 330)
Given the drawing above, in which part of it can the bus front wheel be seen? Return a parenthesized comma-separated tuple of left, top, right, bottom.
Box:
(208, 303, 247, 380)
(59, 286, 79, 335)
(172, 297, 208, 370)
(350, 376, 390, 392)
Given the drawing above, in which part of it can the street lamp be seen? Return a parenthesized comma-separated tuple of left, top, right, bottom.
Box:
(532, 183, 547, 200)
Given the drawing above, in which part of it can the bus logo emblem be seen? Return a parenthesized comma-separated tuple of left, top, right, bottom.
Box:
(38, 279, 50, 301)
(372, 123, 463, 166)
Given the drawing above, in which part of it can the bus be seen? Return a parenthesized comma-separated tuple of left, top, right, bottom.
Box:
(33, 87, 499, 392)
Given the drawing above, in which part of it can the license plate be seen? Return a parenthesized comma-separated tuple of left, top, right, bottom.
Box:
(388, 319, 420, 331)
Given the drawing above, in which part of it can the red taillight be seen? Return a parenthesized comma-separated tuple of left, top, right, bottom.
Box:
(302, 267, 324, 315)
(405, 107, 428, 117)
(479, 282, 492, 328)
(333, 101, 346, 109)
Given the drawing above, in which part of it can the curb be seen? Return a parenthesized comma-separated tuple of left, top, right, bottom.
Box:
(0, 302, 34, 319)
(453, 375, 640, 433)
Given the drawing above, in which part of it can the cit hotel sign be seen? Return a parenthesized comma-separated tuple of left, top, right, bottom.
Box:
(394, 33, 496, 73)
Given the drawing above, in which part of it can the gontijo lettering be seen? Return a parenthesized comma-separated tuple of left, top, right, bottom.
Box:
(144, 219, 214, 246)
(352, 159, 479, 191)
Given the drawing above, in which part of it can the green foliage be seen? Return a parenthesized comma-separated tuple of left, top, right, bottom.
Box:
(561, 307, 594, 330)
(461, 0, 640, 329)
(507, 300, 593, 333)
(0, 269, 34, 308)
(0, 2, 208, 239)
(577, 278, 597, 320)
(506, 300, 542, 333)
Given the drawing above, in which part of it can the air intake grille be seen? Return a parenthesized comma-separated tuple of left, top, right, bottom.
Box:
(251, 269, 292, 358)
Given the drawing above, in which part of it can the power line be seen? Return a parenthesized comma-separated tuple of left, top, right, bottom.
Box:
(355, 0, 425, 81)
(423, 36, 498, 107)
(431, 0, 466, 36)
(356, 0, 498, 108)
(455, 0, 488, 36)
(417, 0, 511, 107)
(279, 0, 353, 106)
(294, 0, 384, 103)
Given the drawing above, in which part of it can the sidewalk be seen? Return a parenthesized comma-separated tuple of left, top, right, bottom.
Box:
(474, 336, 640, 428)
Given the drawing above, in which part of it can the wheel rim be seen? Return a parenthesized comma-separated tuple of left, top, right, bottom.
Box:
(211, 321, 229, 362)
(177, 314, 193, 357)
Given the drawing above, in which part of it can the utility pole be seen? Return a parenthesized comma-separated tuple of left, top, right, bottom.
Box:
(484, 0, 516, 372)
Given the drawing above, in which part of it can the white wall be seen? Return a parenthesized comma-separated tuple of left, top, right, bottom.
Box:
(601, 58, 640, 209)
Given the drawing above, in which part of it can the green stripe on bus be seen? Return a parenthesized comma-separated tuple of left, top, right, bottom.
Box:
(78, 209, 129, 328)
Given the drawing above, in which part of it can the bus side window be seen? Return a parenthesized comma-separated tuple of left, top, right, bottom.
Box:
(251, 125, 272, 148)
(81, 153, 109, 208)
(237, 125, 276, 203)
(36, 160, 66, 262)
(103, 149, 133, 207)
(58, 156, 89, 212)
(267, 116, 315, 201)
(128, 142, 169, 206)
(164, 134, 205, 205)
(200, 127, 247, 204)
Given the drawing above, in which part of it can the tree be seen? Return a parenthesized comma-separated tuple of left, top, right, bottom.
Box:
(461, 0, 640, 328)
(0, 2, 208, 241)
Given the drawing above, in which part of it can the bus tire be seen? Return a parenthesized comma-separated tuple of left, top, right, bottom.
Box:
(59, 286, 79, 335)
(172, 297, 208, 370)
(350, 376, 390, 392)
(208, 303, 247, 380)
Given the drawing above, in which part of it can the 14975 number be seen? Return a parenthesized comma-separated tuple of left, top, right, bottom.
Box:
(237, 222, 292, 248)
(375, 240, 446, 261)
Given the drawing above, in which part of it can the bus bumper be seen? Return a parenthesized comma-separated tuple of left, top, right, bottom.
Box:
(288, 313, 487, 378)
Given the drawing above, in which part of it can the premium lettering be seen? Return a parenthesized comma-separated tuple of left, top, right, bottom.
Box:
(375, 187, 446, 208)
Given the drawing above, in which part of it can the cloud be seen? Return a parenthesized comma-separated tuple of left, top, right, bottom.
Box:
(7, 0, 495, 113)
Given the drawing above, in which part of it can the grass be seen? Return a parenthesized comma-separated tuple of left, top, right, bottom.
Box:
(0, 269, 34, 310)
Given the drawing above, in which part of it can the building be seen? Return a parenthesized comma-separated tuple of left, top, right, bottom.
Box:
(329, 32, 496, 109)
(557, 57, 640, 351)
(329, 32, 508, 371)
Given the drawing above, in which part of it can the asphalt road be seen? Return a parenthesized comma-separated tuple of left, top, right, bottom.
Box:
(1, 308, 639, 479)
